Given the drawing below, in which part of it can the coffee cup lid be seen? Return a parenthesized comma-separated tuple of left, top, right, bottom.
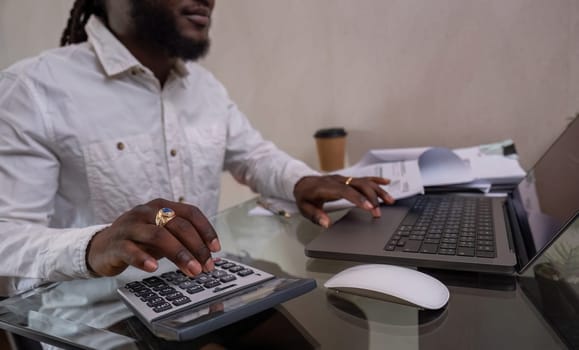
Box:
(314, 128, 347, 138)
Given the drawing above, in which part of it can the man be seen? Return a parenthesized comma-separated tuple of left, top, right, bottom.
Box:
(0, 0, 393, 296)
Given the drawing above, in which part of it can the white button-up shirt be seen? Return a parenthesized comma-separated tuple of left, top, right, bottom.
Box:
(0, 17, 317, 296)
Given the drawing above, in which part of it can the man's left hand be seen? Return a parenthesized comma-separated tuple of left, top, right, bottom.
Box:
(293, 175, 395, 228)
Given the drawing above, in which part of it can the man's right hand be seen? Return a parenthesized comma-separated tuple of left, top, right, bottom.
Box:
(86, 198, 221, 277)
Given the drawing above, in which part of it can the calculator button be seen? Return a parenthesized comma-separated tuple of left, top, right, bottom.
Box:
(204, 280, 221, 288)
(142, 277, 165, 287)
(238, 269, 254, 277)
(158, 287, 177, 296)
(214, 259, 228, 266)
(144, 297, 164, 306)
(172, 297, 191, 306)
(186, 285, 204, 294)
(152, 284, 169, 291)
(228, 265, 243, 273)
(220, 275, 237, 283)
(138, 292, 157, 301)
(172, 276, 189, 284)
(134, 289, 153, 297)
(146, 299, 166, 308)
(128, 284, 148, 293)
(126, 281, 143, 289)
(212, 270, 228, 278)
(194, 274, 211, 283)
(178, 280, 198, 289)
(152, 303, 172, 313)
(165, 292, 184, 301)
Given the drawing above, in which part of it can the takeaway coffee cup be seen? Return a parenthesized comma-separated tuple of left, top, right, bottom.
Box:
(314, 127, 347, 172)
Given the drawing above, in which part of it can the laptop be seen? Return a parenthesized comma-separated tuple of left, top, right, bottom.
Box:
(305, 117, 579, 275)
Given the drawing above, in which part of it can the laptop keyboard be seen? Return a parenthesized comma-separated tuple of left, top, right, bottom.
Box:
(384, 196, 496, 258)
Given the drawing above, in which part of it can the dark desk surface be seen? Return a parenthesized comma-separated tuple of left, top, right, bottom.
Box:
(0, 199, 571, 349)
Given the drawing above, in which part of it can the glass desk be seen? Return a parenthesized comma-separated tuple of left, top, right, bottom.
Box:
(0, 199, 571, 349)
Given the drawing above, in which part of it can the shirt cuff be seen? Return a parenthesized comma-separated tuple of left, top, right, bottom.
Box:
(43, 224, 110, 280)
(282, 160, 320, 200)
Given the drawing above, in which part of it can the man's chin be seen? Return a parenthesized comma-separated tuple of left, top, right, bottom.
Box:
(169, 38, 210, 61)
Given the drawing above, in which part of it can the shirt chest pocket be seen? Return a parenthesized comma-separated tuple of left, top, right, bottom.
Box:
(83, 134, 162, 223)
(185, 124, 227, 184)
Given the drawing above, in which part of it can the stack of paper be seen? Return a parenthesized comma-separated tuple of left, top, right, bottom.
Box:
(250, 141, 526, 216)
(350, 140, 525, 193)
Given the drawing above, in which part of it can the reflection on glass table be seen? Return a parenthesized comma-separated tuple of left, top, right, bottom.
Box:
(519, 213, 579, 349)
(0, 199, 572, 349)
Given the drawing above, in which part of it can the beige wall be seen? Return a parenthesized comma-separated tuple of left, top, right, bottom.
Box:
(2, 0, 578, 209)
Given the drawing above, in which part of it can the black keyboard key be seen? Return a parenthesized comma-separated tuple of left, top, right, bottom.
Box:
(385, 244, 396, 251)
(439, 243, 456, 249)
(438, 248, 456, 255)
(476, 251, 496, 258)
(457, 248, 475, 257)
(400, 240, 422, 253)
(401, 212, 421, 226)
(420, 244, 438, 254)
(477, 245, 495, 252)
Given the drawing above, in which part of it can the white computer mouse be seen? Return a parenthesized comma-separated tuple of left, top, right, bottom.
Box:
(324, 264, 449, 310)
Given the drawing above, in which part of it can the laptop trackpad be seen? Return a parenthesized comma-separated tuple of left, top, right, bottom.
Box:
(305, 199, 414, 258)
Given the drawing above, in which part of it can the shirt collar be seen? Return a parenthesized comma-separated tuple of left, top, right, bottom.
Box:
(85, 16, 189, 78)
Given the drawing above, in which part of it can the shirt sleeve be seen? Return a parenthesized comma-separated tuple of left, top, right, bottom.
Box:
(220, 91, 320, 201)
(0, 71, 103, 296)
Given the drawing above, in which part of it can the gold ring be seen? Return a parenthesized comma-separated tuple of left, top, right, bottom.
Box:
(155, 207, 176, 226)
(345, 177, 353, 186)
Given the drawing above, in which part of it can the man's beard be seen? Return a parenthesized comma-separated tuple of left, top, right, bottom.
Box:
(130, 0, 210, 61)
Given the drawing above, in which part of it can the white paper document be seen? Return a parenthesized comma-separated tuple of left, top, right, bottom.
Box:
(351, 142, 525, 188)
(249, 140, 525, 217)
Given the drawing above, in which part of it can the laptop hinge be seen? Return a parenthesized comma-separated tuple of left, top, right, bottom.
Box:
(504, 198, 529, 272)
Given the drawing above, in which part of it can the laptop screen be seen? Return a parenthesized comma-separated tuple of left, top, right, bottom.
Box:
(513, 117, 579, 259)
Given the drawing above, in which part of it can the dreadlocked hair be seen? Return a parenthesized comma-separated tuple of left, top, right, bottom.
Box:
(60, 0, 107, 46)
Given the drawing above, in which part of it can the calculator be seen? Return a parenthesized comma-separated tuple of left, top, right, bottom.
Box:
(117, 257, 316, 341)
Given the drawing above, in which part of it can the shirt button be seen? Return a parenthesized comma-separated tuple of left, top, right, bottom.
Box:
(170, 149, 177, 157)
(117, 142, 125, 150)
(178, 196, 185, 203)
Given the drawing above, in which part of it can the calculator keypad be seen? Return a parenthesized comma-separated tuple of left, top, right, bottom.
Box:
(119, 258, 275, 322)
